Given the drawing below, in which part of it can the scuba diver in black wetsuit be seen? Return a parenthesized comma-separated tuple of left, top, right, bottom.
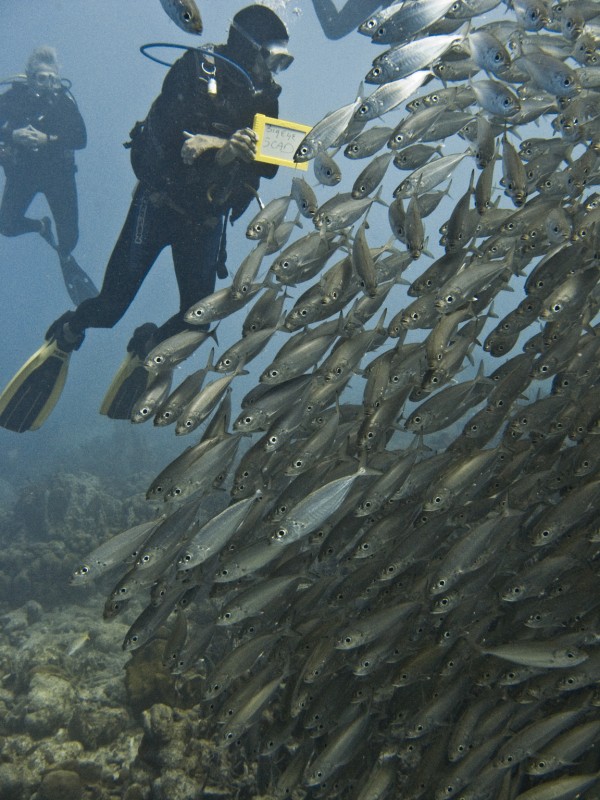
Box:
(0, 5, 293, 432)
(310, 0, 384, 39)
(0, 46, 97, 306)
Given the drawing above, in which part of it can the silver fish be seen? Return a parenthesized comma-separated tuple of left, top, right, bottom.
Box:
(158, 0, 202, 34)
(314, 150, 342, 186)
(295, 98, 362, 162)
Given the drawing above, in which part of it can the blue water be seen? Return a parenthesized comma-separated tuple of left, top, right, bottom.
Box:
(0, 0, 379, 484)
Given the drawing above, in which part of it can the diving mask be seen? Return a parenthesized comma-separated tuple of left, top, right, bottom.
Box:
(30, 70, 61, 93)
(231, 20, 294, 73)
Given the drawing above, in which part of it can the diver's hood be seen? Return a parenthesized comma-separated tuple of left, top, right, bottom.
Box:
(230, 20, 294, 73)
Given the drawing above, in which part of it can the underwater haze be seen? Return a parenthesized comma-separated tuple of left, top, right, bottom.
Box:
(2, 1, 600, 800)
(0, 0, 371, 482)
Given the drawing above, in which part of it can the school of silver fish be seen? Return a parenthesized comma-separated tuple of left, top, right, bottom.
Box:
(75, 0, 600, 797)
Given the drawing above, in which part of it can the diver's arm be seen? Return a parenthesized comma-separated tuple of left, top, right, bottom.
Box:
(181, 131, 227, 165)
(310, 0, 382, 39)
(0, 87, 17, 143)
(48, 92, 87, 150)
(181, 128, 257, 166)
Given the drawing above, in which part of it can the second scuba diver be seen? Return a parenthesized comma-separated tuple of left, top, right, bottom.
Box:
(0, 5, 293, 432)
(0, 46, 97, 307)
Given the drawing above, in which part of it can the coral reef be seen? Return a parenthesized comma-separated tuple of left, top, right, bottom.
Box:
(0, 467, 260, 798)
(0, 471, 150, 608)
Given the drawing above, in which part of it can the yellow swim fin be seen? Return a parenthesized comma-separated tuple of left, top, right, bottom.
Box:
(99, 351, 151, 420)
(0, 340, 71, 432)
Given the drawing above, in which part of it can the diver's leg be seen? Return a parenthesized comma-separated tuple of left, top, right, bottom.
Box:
(0, 169, 42, 237)
(154, 215, 225, 342)
(46, 185, 166, 348)
(43, 168, 79, 258)
(310, 0, 382, 39)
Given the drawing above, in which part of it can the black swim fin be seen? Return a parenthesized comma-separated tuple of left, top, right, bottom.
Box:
(59, 254, 99, 305)
(0, 340, 71, 432)
(39, 219, 98, 305)
(99, 351, 151, 420)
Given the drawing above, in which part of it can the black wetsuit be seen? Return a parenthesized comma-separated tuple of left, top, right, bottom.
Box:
(0, 81, 86, 258)
(66, 47, 279, 345)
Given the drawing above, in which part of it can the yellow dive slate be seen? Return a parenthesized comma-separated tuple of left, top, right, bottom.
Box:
(252, 114, 312, 170)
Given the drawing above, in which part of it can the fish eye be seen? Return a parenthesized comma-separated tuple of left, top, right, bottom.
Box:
(183, 12, 191, 21)
(552, 303, 562, 312)
(194, 308, 204, 317)
(445, 295, 454, 304)
(411, 312, 419, 319)
(371, 67, 382, 78)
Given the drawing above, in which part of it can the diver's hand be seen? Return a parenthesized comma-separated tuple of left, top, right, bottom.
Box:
(215, 128, 258, 165)
(181, 131, 226, 165)
(12, 125, 52, 149)
(13, 125, 50, 149)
